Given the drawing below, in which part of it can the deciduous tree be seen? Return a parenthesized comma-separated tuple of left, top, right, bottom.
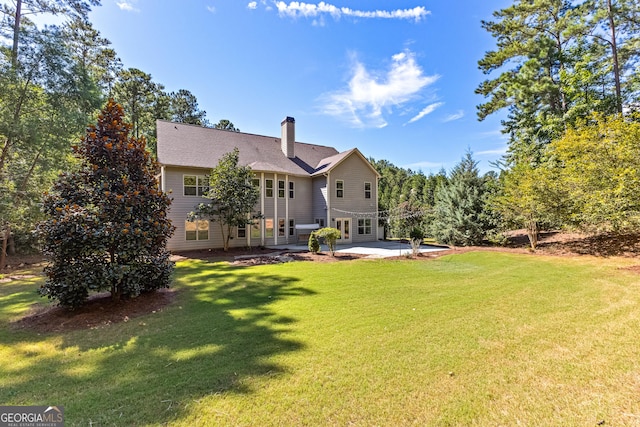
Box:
(189, 148, 259, 251)
(551, 113, 640, 231)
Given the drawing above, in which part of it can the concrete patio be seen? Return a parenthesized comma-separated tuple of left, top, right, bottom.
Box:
(268, 240, 449, 258)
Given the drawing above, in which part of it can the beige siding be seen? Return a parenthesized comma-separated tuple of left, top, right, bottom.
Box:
(327, 154, 379, 243)
(165, 166, 216, 251)
(163, 154, 378, 250)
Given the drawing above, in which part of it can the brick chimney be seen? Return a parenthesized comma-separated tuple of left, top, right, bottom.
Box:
(281, 116, 295, 158)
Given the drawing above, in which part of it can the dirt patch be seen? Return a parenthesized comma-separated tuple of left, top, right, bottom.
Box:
(1, 254, 47, 274)
(172, 247, 367, 266)
(12, 289, 176, 333)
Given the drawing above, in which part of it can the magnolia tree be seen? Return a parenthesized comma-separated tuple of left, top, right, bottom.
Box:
(37, 99, 175, 309)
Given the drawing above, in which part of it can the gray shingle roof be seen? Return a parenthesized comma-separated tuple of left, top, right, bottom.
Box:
(156, 120, 341, 176)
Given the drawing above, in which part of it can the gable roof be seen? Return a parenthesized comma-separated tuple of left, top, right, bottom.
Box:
(156, 120, 378, 178)
(312, 148, 381, 178)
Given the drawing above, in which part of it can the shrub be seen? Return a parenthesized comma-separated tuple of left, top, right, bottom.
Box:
(308, 232, 320, 254)
(409, 228, 424, 256)
(315, 227, 341, 256)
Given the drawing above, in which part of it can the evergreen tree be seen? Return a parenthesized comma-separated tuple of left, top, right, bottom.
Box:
(430, 152, 492, 246)
(37, 99, 174, 309)
(169, 89, 208, 126)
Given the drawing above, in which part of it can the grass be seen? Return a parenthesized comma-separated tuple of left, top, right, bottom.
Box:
(1, 252, 640, 426)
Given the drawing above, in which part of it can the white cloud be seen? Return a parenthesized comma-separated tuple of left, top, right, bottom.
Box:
(207, 5, 216, 13)
(404, 161, 445, 170)
(247, 2, 258, 9)
(319, 50, 440, 128)
(407, 102, 444, 124)
(478, 129, 509, 140)
(443, 110, 464, 122)
(116, 1, 139, 12)
(273, 2, 429, 22)
(476, 147, 508, 156)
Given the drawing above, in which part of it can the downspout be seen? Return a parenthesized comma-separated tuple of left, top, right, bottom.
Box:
(160, 166, 166, 192)
(325, 171, 331, 227)
(375, 175, 380, 240)
(261, 172, 265, 247)
(285, 175, 290, 244)
(274, 173, 278, 245)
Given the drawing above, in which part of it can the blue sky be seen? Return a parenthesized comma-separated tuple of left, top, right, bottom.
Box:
(88, 1, 512, 174)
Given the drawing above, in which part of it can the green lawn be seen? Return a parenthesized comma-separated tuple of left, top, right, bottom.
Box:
(2, 252, 640, 426)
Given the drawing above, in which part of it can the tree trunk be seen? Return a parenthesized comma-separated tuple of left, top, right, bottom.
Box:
(608, 0, 623, 113)
(220, 222, 229, 251)
(11, 0, 22, 69)
(0, 226, 8, 271)
(526, 220, 539, 250)
(7, 234, 15, 256)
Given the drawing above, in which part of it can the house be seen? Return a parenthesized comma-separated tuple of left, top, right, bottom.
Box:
(156, 117, 380, 251)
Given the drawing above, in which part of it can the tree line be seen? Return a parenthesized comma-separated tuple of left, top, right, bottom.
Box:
(0, 0, 237, 257)
(2, 0, 640, 263)
(374, 0, 640, 249)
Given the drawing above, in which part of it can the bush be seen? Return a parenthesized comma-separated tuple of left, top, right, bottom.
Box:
(409, 228, 424, 256)
(315, 227, 341, 256)
(308, 232, 320, 254)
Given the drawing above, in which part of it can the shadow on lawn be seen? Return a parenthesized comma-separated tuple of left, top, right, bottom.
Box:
(1, 260, 315, 425)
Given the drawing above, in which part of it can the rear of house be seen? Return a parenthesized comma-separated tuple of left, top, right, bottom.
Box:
(156, 117, 380, 251)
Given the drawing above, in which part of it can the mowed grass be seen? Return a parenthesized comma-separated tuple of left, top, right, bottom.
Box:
(2, 252, 640, 426)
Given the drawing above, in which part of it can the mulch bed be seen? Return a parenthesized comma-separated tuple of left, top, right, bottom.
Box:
(12, 289, 177, 333)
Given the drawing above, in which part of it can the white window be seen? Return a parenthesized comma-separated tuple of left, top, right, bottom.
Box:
(265, 179, 274, 197)
(336, 180, 344, 198)
(251, 221, 261, 239)
(237, 223, 246, 238)
(358, 218, 372, 235)
(289, 181, 295, 199)
(278, 218, 286, 237)
(265, 218, 274, 238)
(278, 180, 285, 198)
(183, 175, 208, 197)
(315, 218, 325, 228)
(289, 219, 295, 236)
(364, 182, 372, 199)
(252, 178, 260, 189)
(186, 220, 209, 241)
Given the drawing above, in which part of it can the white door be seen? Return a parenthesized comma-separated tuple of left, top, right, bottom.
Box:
(335, 218, 352, 243)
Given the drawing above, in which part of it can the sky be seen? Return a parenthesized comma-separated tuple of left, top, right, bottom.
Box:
(86, 0, 513, 174)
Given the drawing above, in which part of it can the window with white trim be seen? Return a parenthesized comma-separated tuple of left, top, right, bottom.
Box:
(357, 218, 372, 235)
(278, 218, 285, 237)
(265, 218, 274, 238)
(265, 179, 274, 197)
(364, 182, 372, 199)
(278, 180, 285, 198)
(186, 220, 209, 240)
(289, 219, 295, 236)
(336, 180, 344, 198)
(237, 223, 246, 238)
(289, 181, 295, 198)
(315, 218, 325, 228)
(183, 175, 208, 196)
(251, 221, 261, 238)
